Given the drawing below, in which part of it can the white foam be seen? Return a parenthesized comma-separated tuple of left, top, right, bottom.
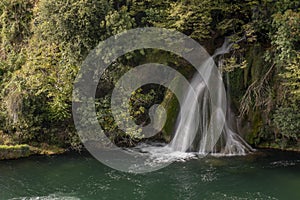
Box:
(10, 193, 80, 200)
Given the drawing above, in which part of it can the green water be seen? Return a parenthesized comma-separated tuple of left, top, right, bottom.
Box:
(0, 150, 299, 200)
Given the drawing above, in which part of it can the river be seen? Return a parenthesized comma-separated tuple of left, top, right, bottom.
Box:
(0, 150, 299, 200)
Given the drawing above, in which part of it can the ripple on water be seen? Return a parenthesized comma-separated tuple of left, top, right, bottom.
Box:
(269, 160, 300, 167)
(208, 192, 278, 200)
(201, 167, 218, 182)
(9, 193, 80, 200)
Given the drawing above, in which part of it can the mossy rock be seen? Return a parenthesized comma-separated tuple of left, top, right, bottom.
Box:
(30, 143, 66, 155)
(160, 90, 180, 142)
(158, 74, 188, 142)
(246, 116, 261, 144)
(0, 144, 31, 160)
(0, 143, 66, 160)
(257, 142, 300, 152)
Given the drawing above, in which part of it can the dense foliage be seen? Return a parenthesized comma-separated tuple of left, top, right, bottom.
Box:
(0, 0, 299, 150)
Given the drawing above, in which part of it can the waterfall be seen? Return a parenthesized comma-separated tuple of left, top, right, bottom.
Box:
(169, 39, 254, 155)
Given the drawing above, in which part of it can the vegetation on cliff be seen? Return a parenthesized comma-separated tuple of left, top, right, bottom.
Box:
(0, 0, 299, 152)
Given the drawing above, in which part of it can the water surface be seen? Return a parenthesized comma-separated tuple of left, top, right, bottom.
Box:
(0, 150, 299, 200)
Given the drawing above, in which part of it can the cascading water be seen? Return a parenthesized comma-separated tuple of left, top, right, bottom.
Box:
(169, 39, 254, 155)
(132, 39, 253, 168)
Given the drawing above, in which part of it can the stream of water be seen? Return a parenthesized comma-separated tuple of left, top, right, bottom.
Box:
(170, 39, 253, 155)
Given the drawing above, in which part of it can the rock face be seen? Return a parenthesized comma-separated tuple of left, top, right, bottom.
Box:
(159, 89, 180, 142)
(0, 145, 31, 160)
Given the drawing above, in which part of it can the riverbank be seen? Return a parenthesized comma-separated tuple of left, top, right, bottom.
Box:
(0, 144, 66, 160)
(1, 142, 299, 161)
(257, 143, 300, 152)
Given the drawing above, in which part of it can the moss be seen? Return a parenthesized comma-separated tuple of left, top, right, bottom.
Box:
(0, 144, 29, 149)
(0, 144, 31, 160)
(245, 111, 263, 145)
(157, 74, 186, 142)
(30, 143, 65, 155)
(227, 68, 245, 105)
(257, 142, 300, 152)
(160, 90, 180, 142)
(244, 44, 264, 85)
(0, 143, 66, 160)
